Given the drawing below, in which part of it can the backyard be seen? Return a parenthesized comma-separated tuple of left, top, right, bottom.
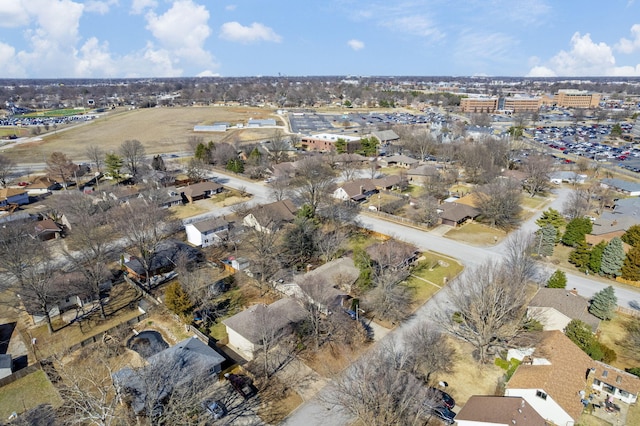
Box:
(0, 370, 63, 419)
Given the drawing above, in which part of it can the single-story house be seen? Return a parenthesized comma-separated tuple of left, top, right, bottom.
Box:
(33, 218, 63, 241)
(333, 179, 378, 202)
(157, 186, 183, 208)
(365, 240, 419, 271)
(437, 202, 480, 227)
(550, 171, 587, 185)
(185, 217, 230, 248)
(601, 178, 640, 196)
(407, 164, 440, 185)
(378, 154, 419, 169)
(180, 181, 223, 203)
(372, 174, 404, 190)
(527, 288, 600, 332)
(371, 129, 400, 145)
(113, 336, 225, 416)
(590, 361, 640, 404)
(506, 330, 595, 426)
(222, 298, 306, 361)
(243, 199, 297, 233)
(26, 176, 60, 195)
(122, 239, 204, 282)
(455, 396, 546, 426)
(0, 188, 29, 207)
(586, 214, 637, 247)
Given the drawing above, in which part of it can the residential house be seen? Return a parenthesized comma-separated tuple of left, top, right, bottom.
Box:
(25, 176, 60, 195)
(601, 178, 640, 196)
(379, 154, 419, 169)
(271, 161, 298, 180)
(590, 361, 640, 404)
(122, 239, 204, 283)
(365, 240, 419, 271)
(372, 174, 404, 191)
(156, 186, 183, 208)
(185, 217, 231, 247)
(222, 298, 306, 361)
(437, 202, 480, 227)
(333, 179, 378, 202)
(243, 199, 297, 233)
(505, 330, 594, 426)
(275, 257, 359, 314)
(0, 354, 13, 380)
(455, 396, 546, 426)
(180, 181, 223, 203)
(113, 336, 226, 416)
(371, 129, 400, 145)
(407, 164, 441, 185)
(527, 288, 600, 332)
(0, 188, 29, 207)
(550, 171, 587, 185)
(585, 198, 640, 246)
(33, 218, 63, 241)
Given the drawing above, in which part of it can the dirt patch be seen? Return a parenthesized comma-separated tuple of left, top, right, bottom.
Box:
(597, 314, 640, 370)
(299, 341, 371, 378)
(256, 377, 303, 424)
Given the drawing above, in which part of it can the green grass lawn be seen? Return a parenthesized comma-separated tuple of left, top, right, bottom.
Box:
(408, 253, 464, 305)
(0, 370, 63, 419)
(521, 194, 550, 210)
(445, 222, 507, 246)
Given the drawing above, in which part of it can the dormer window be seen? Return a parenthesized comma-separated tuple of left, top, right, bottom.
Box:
(616, 376, 622, 384)
(536, 390, 547, 400)
(603, 370, 608, 378)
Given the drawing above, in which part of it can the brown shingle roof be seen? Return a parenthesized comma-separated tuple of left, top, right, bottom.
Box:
(339, 179, 377, 198)
(438, 202, 480, 223)
(507, 331, 594, 422)
(251, 199, 297, 224)
(456, 396, 546, 425)
(529, 288, 600, 332)
(181, 181, 222, 198)
(592, 361, 640, 396)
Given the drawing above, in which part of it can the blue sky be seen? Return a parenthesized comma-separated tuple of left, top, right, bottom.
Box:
(1, 0, 640, 79)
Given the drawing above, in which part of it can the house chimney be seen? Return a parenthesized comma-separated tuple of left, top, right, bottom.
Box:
(359, 185, 364, 194)
(569, 288, 578, 296)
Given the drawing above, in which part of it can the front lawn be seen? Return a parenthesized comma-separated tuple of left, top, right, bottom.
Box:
(408, 253, 464, 305)
(445, 222, 506, 246)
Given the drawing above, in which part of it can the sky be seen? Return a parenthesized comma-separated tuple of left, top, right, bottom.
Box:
(1, 0, 640, 79)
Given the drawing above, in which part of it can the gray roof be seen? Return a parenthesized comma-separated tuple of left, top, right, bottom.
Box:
(371, 129, 399, 142)
(407, 164, 440, 177)
(601, 178, 640, 193)
(223, 298, 307, 344)
(591, 213, 638, 235)
(382, 154, 418, 165)
(610, 197, 640, 217)
(154, 336, 225, 367)
(529, 288, 600, 332)
(191, 217, 230, 233)
(0, 354, 12, 370)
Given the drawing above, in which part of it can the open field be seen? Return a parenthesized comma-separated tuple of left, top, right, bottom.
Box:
(1, 106, 281, 161)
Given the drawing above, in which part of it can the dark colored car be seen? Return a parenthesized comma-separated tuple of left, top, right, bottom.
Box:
(432, 405, 456, 425)
(427, 387, 455, 409)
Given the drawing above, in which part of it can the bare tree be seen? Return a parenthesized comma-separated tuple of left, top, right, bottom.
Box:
(339, 154, 362, 182)
(269, 176, 291, 201)
(404, 322, 455, 384)
(404, 127, 436, 161)
(85, 145, 104, 174)
(563, 188, 591, 220)
(291, 156, 335, 215)
(211, 142, 237, 167)
(46, 151, 76, 189)
(185, 158, 208, 182)
(252, 304, 287, 380)
(322, 340, 436, 426)
(522, 154, 553, 197)
(268, 129, 290, 164)
(119, 139, 146, 178)
(435, 260, 529, 363)
(315, 226, 348, 264)
(0, 154, 16, 188)
(475, 178, 522, 229)
(242, 217, 282, 286)
(366, 268, 413, 323)
(502, 230, 539, 286)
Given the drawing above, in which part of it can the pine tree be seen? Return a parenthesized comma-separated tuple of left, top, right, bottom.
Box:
(164, 281, 193, 321)
(589, 241, 607, 274)
(535, 225, 556, 257)
(601, 237, 625, 277)
(536, 208, 565, 243)
(569, 240, 591, 271)
(226, 158, 244, 174)
(105, 153, 123, 180)
(561, 217, 592, 247)
(589, 286, 617, 320)
(622, 245, 640, 281)
(622, 224, 640, 248)
(546, 269, 567, 288)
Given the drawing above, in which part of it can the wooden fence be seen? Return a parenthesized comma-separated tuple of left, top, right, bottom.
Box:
(616, 306, 640, 318)
(0, 363, 42, 388)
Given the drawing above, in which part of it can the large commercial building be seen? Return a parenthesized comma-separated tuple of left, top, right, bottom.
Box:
(460, 96, 499, 113)
(552, 89, 601, 109)
(501, 95, 542, 112)
(299, 133, 361, 152)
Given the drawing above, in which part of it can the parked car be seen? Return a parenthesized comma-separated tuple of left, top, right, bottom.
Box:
(432, 405, 456, 425)
(427, 387, 455, 409)
(203, 400, 227, 420)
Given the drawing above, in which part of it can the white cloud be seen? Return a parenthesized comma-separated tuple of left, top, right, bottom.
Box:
(526, 32, 640, 76)
(219, 21, 282, 43)
(347, 39, 364, 51)
(74, 37, 117, 77)
(381, 15, 443, 40)
(197, 70, 221, 77)
(131, 0, 157, 15)
(225, 4, 237, 11)
(616, 24, 640, 54)
(527, 66, 556, 77)
(0, 0, 30, 27)
(84, 0, 118, 15)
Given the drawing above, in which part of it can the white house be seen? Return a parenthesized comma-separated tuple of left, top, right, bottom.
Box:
(550, 171, 587, 185)
(185, 217, 230, 247)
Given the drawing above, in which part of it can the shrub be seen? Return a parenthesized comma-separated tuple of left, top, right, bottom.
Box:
(626, 367, 640, 378)
(546, 270, 567, 288)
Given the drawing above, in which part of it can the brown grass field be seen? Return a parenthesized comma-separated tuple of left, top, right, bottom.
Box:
(1, 106, 281, 162)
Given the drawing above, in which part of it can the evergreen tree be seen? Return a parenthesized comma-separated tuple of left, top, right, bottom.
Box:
(226, 158, 244, 174)
(536, 208, 565, 242)
(194, 142, 211, 162)
(104, 153, 123, 180)
(335, 138, 347, 154)
(601, 237, 625, 277)
(569, 240, 591, 271)
(622, 224, 640, 248)
(535, 225, 556, 257)
(546, 269, 567, 288)
(561, 217, 592, 247)
(622, 245, 640, 281)
(589, 286, 617, 320)
(151, 154, 166, 171)
(589, 241, 607, 274)
(164, 281, 194, 321)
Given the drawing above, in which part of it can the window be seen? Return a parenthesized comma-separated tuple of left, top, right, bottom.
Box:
(536, 390, 547, 400)
(617, 376, 622, 384)
(603, 370, 608, 378)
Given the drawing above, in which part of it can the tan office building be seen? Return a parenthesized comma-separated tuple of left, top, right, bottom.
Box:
(460, 96, 498, 113)
(553, 89, 601, 108)
(502, 96, 541, 112)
